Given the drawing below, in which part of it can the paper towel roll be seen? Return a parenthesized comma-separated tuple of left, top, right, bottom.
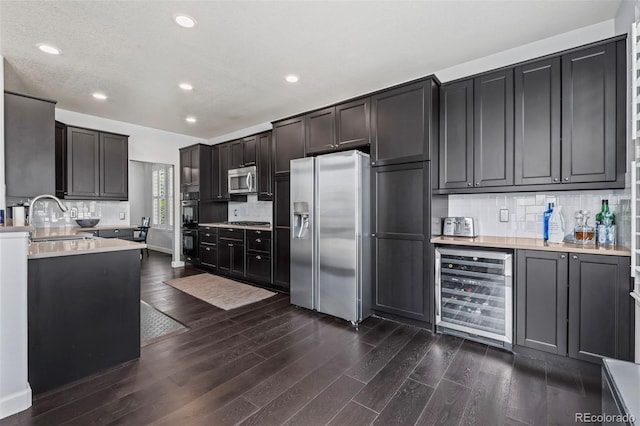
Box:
(13, 206, 25, 226)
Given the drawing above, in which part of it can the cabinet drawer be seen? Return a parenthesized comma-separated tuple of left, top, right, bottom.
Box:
(98, 229, 134, 240)
(219, 228, 244, 241)
(200, 245, 217, 268)
(199, 225, 219, 233)
(200, 230, 218, 245)
(247, 235, 271, 253)
(246, 253, 271, 283)
(247, 229, 271, 238)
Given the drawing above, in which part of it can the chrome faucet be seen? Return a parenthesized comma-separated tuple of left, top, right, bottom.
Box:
(27, 194, 69, 225)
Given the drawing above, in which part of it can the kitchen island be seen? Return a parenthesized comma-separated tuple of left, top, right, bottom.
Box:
(27, 231, 145, 394)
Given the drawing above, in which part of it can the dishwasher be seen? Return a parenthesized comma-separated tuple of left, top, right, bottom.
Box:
(435, 247, 513, 350)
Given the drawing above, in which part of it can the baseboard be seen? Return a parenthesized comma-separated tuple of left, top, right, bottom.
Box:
(147, 245, 172, 254)
(171, 260, 185, 268)
(0, 386, 31, 420)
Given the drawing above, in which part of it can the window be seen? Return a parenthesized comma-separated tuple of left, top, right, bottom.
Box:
(152, 164, 174, 230)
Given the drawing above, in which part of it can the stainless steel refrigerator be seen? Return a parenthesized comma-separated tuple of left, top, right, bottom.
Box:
(290, 150, 371, 324)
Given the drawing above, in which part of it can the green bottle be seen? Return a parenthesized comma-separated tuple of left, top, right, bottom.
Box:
(595, 200, 606, 227)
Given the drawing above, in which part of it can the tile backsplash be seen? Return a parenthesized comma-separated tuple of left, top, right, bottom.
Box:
(228, 195, 273, 223)
(448, 189, 631, 248)
(15, 199, 130, 228)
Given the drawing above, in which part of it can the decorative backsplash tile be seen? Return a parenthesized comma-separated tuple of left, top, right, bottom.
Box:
(16, 199, 130, 228)
(448, 189, 631, 248)
(228, 195, 273, 223)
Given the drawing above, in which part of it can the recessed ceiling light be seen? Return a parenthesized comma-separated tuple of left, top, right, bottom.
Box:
(37, 44, 60, 55)
(285, 75, 299, 83)
(174, 14, 196, 28)
(179, 83, 193, 91)
(186, 116, 197, 123)
(92, 93, 107, 100)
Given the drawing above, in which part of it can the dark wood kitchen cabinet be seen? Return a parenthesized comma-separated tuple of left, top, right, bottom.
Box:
(219, 235, 244, 278)
(4, 92, 56, 198)
(473, 69, 513, 187)
(243, 135, 257, 166)
(246, 230, 272, 284)
(55, 121, 67, 196)
(180, 144, 211, 197)
(305, 107, 336, 155)
(257, 131, 273, 201)
(516, 250, 633, 363)
(336, 97, 370, 150)
(199, 226, 218, 270)
(568, 253, 632, 363)
(273, 174, 290, 290)
(210, 143, 232, 201)
(516, 250, 568, 355)
(65, 126, 100, 198)
(514, 57, 561, 186)
(100, 133, 128, 199)
(561, 42, 617, 184)
(230, 139, 244, 169)
(439, 80, 474, 189)
(273, 116, 305, 174)
(372, 161, 431, 324)
(371, 78, 439, 166)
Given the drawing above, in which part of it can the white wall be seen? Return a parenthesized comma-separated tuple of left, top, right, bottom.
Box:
(1, 57, 5, 211)
(55, 109, 207, 265)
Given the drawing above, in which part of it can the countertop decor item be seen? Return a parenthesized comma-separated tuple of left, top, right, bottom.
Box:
(76, 218, 100, 228)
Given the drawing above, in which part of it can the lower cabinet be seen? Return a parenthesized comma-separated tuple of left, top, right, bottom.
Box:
(219, 237, 244, 278)
(515, 250, 633, 362)
(200, 245, 218, 269)
(246, 253, 271, 283)
(88, 228, 134, 241)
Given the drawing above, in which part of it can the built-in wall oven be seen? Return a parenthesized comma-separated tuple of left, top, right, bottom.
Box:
(435, 247, 513, 350)
(182, 228, 198, 263)
(181, 192, 199, 229)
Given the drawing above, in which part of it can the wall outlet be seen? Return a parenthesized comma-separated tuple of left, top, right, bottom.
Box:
(119, 212, 126, 220)
(499, 209, 509, 222)
(70, 208, 78, 218)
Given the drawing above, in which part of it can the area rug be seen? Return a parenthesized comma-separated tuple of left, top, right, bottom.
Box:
(140, 301, 187, 345)
(164, 273, 276, 310)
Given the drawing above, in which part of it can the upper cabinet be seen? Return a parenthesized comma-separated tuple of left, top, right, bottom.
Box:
(229, 140, 244, 169)
(371, 79, 439, 166)
(256, 132, 273, 201)
(514, 57, 561, 186)
(210, 144, 229, 201)
(561, 43, 617, 184)
(59, 125, 129, 200)
(273, 116, 305, 174)
(4, 92, 56, 198)
(179, 144, 211, 198)
(305, 107, 336, 155)
(437, 37, 626, 193)
(243, 135, 257, 166)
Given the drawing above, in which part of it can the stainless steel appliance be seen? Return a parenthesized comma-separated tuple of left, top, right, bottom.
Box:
(228, 166, 257, 194)
(442, 217, 478, 237)
(182, 228, 198, 262)
(181, 192, 199, 229)
(435, 247, 513, 350)
(224, 221, 270, 226)
(290, 150, 371, 325)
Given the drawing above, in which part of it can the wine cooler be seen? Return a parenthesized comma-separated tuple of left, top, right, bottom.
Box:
(435, 247, 513, 350)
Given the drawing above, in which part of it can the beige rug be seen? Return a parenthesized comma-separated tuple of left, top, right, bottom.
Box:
(164, 273, 276, 310)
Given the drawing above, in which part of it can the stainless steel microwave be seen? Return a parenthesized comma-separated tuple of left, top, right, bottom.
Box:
(228, 166, 257, 194)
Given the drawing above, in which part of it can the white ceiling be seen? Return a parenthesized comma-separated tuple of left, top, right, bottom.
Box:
(0, 1, 622, 140)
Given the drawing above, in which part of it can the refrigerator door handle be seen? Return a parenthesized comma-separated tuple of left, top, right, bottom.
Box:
(297, 214, 309, 239)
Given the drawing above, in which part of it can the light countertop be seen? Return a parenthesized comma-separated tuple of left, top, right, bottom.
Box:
(199, 222, 273, 231)
(0, 225, 33, 233)
(29, 238, 146, 259)
(431, 235, 631, 257)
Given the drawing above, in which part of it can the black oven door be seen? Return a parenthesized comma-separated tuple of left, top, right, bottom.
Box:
(182, 229, 199, 262)
(181, 200, 199, 228)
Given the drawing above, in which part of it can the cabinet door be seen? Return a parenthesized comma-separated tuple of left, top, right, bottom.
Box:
(211, 146, 221, 200)
(569, 254, 632, 363)
(473, 69, 514, 187)
(372, 162, 430, 322)
(230, 140, 244, 169)
(230, 243, 245, 277)
(66, 127, 100, 198)
(439, 80, 474, 189)
(274, 174, 290, 228)
(305, 107, 335, 155)
(4, 93, 56, 198)
(274, 227, 290, 290)
(257, 132, 273, 201)
(218, 239, 232, 274)
(273, 117, 305, 174)
(246, 253, 271, 283)
(100, 133, 128, 199)
(514, 58, 561, 186)
(371, 80, 435, 166)
(190, 146, 200, 186)
(561, 43, 617, 184)
(180, 148, 191, 186)
(219, 144, 230, 200)
(516, 250, 568, 355)
(243, 135, 257, 166)
(336, 97, 370, 150)
(55, 121, 67, 197)
(200, 245, 217, 269)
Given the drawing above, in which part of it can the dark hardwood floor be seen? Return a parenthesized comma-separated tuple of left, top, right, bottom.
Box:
(2, 251, 602, 426)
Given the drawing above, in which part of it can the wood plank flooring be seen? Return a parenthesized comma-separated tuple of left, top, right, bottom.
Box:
(1, 251, 603, 426)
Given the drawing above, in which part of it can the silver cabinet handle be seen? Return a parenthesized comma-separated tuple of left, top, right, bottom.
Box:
(564, 177, 569, 181)
(206, 247, 211, 251)
(256, 238, 262, 243)
(228, 244, 233, 247)
(256, 255, 262, 260)
(467, 182, 472, 186)
(114, 229, 119, 233)
(205, 233, 211, 237)
(560, 254, 566, 259)
(475, 182, 480, 186)
(572, 255, 578, 260)
(553, 178, 559, 182)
